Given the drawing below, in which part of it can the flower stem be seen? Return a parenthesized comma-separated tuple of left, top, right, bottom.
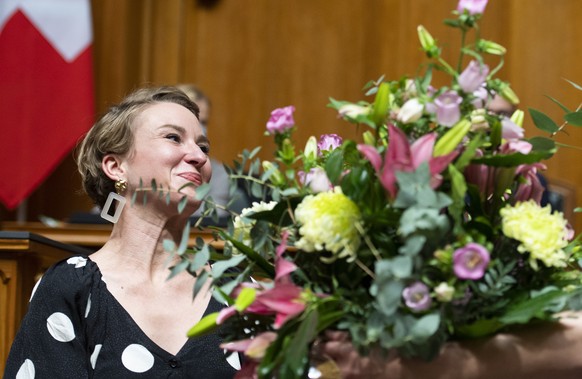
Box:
(355, 258, 376, 279)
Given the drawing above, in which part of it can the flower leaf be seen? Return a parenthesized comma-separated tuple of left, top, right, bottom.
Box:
(177, 222, 191, 255)
(324, 148, 344, 183)
(410, 313, 441, 340)
(499, 289, 569, 324)
(217, 230, 275, 278)
(472, 151, 554, 167)
(564, 111, 582, 126)
(529, 108, 559, 133)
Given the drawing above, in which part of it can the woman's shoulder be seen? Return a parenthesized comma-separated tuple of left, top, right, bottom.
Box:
(30, 255, 99, 303)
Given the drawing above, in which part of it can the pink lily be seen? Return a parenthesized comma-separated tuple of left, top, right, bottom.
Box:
(217, 231, 306, 329)
(358, 124, 459, 197)
(514, 163, 547, 204)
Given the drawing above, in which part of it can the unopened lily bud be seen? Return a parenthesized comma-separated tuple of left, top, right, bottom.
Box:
(372, 83, 391, 126)
(477, 39, 506, 55)
(262, 161, 285, 186)
(499, 84, 520, 105)
(510, 109, 524, 127)
(303, 136, 318, 163)
(362, 131, 376, 146)
(417, 25, 438, 57)
(338, 104, 370, 119)
(433, 119, 471, 156)
(470, 109, 489, 131)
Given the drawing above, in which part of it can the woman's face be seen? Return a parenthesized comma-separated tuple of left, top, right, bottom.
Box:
(122, 102, 212, 201)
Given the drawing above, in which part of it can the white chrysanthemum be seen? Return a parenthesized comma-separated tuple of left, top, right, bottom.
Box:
(500, 200, 569, 270)
(294, 187, 362, 262)
(232, 201, 278, 248)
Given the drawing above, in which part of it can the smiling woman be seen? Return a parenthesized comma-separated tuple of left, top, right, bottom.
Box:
(3, 86, 239, 378)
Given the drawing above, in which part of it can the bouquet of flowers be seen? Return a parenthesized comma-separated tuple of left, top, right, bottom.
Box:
(173, 1, 582, 377)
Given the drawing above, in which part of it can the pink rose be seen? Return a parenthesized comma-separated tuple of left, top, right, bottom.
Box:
(266, 105, 296, 134)
(457, 0, 488, 15)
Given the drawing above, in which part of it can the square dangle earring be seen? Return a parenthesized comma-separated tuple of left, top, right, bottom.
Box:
(100, 179, 127, 223)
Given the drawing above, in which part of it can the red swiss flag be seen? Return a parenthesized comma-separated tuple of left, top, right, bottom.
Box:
(0, 1, 95, 209)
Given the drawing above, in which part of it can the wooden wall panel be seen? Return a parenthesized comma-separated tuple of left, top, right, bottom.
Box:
(2, 0, 580, 230)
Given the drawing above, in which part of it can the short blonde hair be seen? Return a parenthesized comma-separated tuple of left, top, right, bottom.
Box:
(76, 86, 199, 207)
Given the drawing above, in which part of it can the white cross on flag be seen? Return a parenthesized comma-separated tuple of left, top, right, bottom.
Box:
(0, 0, 94, 209)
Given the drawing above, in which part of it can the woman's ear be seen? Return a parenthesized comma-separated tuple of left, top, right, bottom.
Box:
(102, 154, 125, 181)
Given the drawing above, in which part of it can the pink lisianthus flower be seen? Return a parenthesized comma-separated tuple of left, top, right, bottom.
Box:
(298, 167, 333, 193)
(266, 105, 296, 134)
(457, 0, 488, 15)
(402, 282, 432, 312)
(318, 133, 343, 155)
(458, 60, 489, 93)
(453, 243, 490, 280)
(435, 90, 462, 126)
(358, 124, 458, 198)
(501, 117, 525, 140)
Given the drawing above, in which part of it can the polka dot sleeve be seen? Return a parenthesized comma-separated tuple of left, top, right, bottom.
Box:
(4, 256, 96, 378)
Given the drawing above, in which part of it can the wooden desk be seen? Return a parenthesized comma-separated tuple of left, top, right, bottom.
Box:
(0, 232, 90, 377)
(1, 221, 222, 249)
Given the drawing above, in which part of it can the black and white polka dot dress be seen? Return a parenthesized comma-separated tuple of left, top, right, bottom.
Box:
(4, 256, 239, 378)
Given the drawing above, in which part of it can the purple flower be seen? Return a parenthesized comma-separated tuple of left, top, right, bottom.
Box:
(266, 106, 295, 134)
(471, 86, 488, 109)
(298, 167, 332, 193)
(402, 282, 432, 312)
(318, 134, 343, 156)
(501, 117, 524, 140)
(499, 140, 532, 155)
(453, 243, 490, 280)
(458, 60, 489, 93)
(457, 0, 488, 15)
(435, 91, 462, 127)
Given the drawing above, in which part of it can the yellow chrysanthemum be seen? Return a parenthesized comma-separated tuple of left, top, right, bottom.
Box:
(294, 187, 362, 262)
(500, 200, 569, 269)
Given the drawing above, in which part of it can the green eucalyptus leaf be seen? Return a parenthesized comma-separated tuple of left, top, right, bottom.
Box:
(190, 244, 210, 273)
(529, 108, 559, 133)
(192, 269, 209, 300)
(177, 195, 188, 214)
(210, 254, 246, 278)
(528, 136, 556, 151)
(544, 95, 570, 113)
(564, 78, 582, 91)
(194, 183, 212, 200)
(410, 313, 440, 340)
(167, 259, 190, 281)
(564, 111, 582, 126)
(177, 222, 191, 255)
(163, 239, 176, 253)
